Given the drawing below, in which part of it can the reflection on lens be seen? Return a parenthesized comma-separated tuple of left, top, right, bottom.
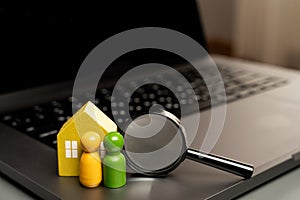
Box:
(124, 114, 185, 171)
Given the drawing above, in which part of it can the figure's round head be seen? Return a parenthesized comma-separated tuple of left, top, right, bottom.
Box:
(104, 132, 124, 153)
(81, 132, 101, 153)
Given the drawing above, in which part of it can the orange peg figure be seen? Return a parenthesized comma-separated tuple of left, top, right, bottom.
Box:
(79, 132, 102, 188)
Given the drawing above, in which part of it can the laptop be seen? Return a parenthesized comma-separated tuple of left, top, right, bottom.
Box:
(1, 1, 300, 199)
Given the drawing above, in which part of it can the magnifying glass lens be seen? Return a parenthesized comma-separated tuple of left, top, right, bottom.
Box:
(123, 114, 186, 174)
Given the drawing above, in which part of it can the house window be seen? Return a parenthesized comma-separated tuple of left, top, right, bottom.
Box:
(65, 140, 78, 158)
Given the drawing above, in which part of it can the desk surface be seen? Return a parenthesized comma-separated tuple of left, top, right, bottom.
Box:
(1, 167, 300, 200)
(238, 167, 300, 200)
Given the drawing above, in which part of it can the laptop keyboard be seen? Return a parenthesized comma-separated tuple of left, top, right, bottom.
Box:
(0, 65, 288, 149)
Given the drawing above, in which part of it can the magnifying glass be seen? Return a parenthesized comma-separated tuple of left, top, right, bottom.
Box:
(121, 109, 254, 179)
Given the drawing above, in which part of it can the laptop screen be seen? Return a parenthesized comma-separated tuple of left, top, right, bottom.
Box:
(0, 1, 205, 95)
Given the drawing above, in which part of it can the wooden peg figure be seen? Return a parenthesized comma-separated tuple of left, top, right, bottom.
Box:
(103, 132, 126, 188)
(79, 132, 102, 188)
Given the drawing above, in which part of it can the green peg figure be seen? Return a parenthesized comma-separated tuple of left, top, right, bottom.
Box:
(103, 131, 126, 188)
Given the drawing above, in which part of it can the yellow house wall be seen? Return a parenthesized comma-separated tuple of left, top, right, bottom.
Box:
(57, 119, 82, 176)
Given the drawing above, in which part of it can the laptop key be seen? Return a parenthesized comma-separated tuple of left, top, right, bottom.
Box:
(40, 133, 58, 149)
(39, 130, 58, 138)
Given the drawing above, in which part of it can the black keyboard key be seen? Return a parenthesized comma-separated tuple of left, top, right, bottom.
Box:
(40, 133, 58, 149)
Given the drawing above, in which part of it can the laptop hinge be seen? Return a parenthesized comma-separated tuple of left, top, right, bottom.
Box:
(292, 151, 300, 161)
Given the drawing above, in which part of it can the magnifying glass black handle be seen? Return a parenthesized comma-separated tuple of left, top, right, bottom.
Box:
(186, 149, 254, 179)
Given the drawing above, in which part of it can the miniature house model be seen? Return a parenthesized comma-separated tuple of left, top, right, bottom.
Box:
(57, 101, 117, 176)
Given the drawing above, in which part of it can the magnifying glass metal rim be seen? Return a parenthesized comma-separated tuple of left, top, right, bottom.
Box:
(121, 109, 187, 177)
